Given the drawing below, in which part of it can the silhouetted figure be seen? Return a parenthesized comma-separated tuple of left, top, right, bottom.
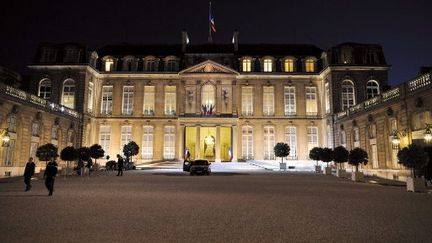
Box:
(24, 157, 35, 191)
(116, 154, 124, 176)
(44, 160, 58, 196)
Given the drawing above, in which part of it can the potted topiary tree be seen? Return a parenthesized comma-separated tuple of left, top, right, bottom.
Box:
(333, 146, 349, 178)
(274, 142, 290, 171)
(348, 147, 368, 182)
(89, 144, 105, 169)
(36, 143, 59, 179)
(397, 144, 429, 192)
(309, 147, 322, 173)
(123, 141, 139, 170)
(60, 146, 78, 177)
(320, 148, 334, 175)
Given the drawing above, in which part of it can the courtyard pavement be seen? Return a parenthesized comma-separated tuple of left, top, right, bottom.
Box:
(1, 167, 431, 243)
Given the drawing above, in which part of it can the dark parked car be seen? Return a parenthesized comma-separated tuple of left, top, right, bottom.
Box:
(189, 159, 211, 176)
(183, 160, 192, 172)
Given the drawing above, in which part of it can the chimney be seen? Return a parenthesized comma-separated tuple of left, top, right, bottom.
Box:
(232, 30, 239, 52)
(181, 31, 189, 52)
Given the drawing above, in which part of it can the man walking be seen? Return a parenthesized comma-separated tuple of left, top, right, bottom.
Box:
(44, 159, 58, 196)
(24, 157, 35, 191)
(116, 154, 124, 176)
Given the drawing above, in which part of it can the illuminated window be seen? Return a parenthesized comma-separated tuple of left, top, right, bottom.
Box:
(242, 59, 252, 72)
(326, 125, 332, 148)
(264, 126, 275, 160)
(29, 142, 38, 162)
(87, 82, 94, 112)
(164, 86, 176, 115)
(263, 59, 272, 72)
(201, 84, 216, 114)
(284, 59, 295, 72)
(62, 79, 75, 109)
(163, 126, 175, 160)
(142, 126, 153, 160)
(38, 79, 51, 100)
(101, 86, 113, 115)
(242, 126, 253, 160)
(241, 86, 253, 116)
(366, 80, 380, 99)
(263, 86, 274, 116)
(285, 126, 297, 159)
(306, 86, 317, 116)
(31, 122, 40, 137)
(7, 115, 17, 133)
(105, 58, 114, 72)
(99, 126, 111, 157)
(3, 139, 15, 166)
(340, 130, 347, 146)
(307, 126, 319, 152)
(325, 83, 330, 113)
(143, 86, 155, 115)
(284, 86, 296, 115)
(371, 144, 378, 168)
(120, 125, 132, 154)
(67, 130, 74, 145)
(341, 80, 355, 110)
(305, 58, 315, 72)
(122, 86, 134, 115)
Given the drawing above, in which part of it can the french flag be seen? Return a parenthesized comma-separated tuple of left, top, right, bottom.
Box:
(209, 3, 216, 32)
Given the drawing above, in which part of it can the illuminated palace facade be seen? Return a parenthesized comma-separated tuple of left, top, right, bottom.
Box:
(25, 34, 390, 164)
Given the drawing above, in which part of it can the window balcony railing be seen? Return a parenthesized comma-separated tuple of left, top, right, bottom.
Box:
(143, 109, 155, 116)
(306, 112, 318, 117)
(408, 73, 431, 92)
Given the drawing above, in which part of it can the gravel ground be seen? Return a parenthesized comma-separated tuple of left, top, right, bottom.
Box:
(0, 170, 431, 243)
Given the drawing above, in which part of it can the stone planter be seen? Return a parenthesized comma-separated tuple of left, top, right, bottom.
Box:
(406, 177, 426, 192)
(336, 169, 346, 178)
(279, 162, 287, 171)
(323, 167, 332, 175)
(315, 165, 322, 173)
(351, 171, 364, 182)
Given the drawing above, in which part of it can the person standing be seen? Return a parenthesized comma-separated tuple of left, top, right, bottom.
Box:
(44, 159, 58, 196)
(24, 157, 35, 191)
(116, 154, 124, 176)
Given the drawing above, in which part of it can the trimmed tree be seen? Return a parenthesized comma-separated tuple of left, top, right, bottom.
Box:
(309, 147, 322, 166)
(320, 148, 334, 167)
(333, 146, 349, 169)
(123, 141, 139, 164)
(397, 144, 429, 178)
(60, 146, 78, 177)
(274, 142, 290, 164)
(348, 148, 368, 172)
(36, 143, 59, 164)
(423, 146, 432, 183)
(89, 144, 105, 166)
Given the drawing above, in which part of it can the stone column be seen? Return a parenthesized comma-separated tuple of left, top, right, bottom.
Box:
(195, 126, 201, 159)
(232, 125, 238, 162)
(232, 81, 237, 116)
(215, 126, 221, 162)
(177, 124, 185, 160)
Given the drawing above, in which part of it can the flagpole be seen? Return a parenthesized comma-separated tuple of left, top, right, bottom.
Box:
(208, 1, 212, 43)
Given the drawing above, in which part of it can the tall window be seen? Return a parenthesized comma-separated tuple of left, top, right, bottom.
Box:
(163, 126, 175, 159)
(101, 86, 113, 115)
(99, 126, 111, 157)
(143, 86, 155, 115)
(263, 86, 274, 116)
(201, 84, 216, 111)
(325, 82, 330, 113)
(122, 86, 134, 115)
(120, 126, 132, 153)
(242, 59, 252, 72)
(369, 124, 377, 139)
(366, 80, 380, 99)
(305, 58, 315, 72)
(62, 79, 75, 109)
(326, 125, 333, 148)
(306, 86, 317, 116)
(51, 125, 59, 141)
(29, 142, 38, 162)
(142, 126, 153, 160)
(340, 130, 347, 146)
(242, 126, 253, 160)
(105, 58, 114, 72)
(341, 80, 355, 110)
(31, 122, 40, 137)
(285, 126, 297, 159)
(3, 139, 15, 166)
(241, 86, 253, 116)
(371, 144, 378, 168)
(87, 82, 94, 112)
(67, 130, 74, 145)
(145, 58, 157, 71)
(284, 59, 295, 72)
(164, 85, 176, 115)
(264, 126, 275, 160)
(263, 59, 272, 72)
(7, 115, 17, 133)
(284, 86, 296, 115)
(353, 127, 360, 147)
(38, 79, 51, 100)
(307, 126, 319, 152)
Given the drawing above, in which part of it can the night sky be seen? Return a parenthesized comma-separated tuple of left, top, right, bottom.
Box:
(1, 0, 431, 85)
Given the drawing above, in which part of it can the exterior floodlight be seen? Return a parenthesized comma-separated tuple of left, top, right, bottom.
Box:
(425, 124, 432, 143)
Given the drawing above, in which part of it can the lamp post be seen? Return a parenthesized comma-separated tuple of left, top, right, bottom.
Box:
(0, 129, 10, 147)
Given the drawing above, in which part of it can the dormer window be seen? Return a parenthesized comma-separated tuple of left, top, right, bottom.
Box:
(123, 56, 136, 71)
(366, 80, 380, 99)
(284, 58, 295, 72)
(145, 57, 157, 72)
(105, 58, 114, 72)
(38, 79, 51, 100)
(242, 58, 252, 72)
(166, 59, 177, 72)
(305, 58, 316, 72)
(263, 58, 273, 72)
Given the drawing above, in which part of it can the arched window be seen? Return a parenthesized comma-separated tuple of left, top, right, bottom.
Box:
(201, 84, 216, 115)
(284, 58, 295, 72)
(104, 57, 114, 72)
(366, 80, 380, 99)
(263, 58, 273, 72)
(123, 56, 136, 71)
(38, 79, 51, 100)
(165, 56, 178, 72)
(341, 80, 355, 110)
(62, 79, 75, 109)
(145, 57, 157, 71)
(242, 58, 252, 72)
(305, 58, 315, 72)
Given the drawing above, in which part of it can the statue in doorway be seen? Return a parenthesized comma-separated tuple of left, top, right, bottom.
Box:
(204, 135, 215, 158)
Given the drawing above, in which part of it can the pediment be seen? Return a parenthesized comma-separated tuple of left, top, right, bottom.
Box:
(179, 60, 239, 75)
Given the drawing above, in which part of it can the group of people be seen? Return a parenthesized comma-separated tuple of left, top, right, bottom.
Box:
(24, 157, 58, 196)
